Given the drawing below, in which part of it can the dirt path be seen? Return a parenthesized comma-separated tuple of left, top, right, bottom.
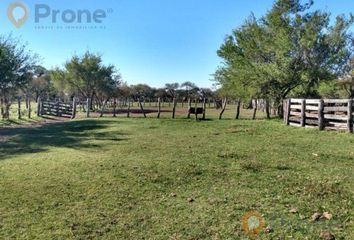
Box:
(0, 117, 69, 142)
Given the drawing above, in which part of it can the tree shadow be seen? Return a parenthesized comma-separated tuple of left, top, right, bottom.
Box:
(0, 120, 128, 161)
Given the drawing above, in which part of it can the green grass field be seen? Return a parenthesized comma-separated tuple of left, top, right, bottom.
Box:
(0, 116, 353, 239)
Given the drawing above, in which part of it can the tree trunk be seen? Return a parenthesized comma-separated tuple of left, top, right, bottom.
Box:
(265, 99, 270, 119)
(219, 98, 227, 120)
(25, 96, 29, 110)
(18, 97, 22, 119)
(0, 98, 4, 119)
(3, 97, 10, 120)
(86, 98, 90, 118)
(187, 98, 192, 119)
(127, 99, 131, 118)
(172, 98, 177, 119)
(202, 98, 206, 120)
(139, 98, 146, 118)
(27, 97, 31, 119)
(113, 99, 117, 117)
(157, 97, 161, 119)
(100, 100, 108, 117)
(235, 99, 241, 120)
(252, 99, 258, 120)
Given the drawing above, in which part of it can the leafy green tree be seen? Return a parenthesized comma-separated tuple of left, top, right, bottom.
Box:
(51, 51, 121, 107)
(338, 57, 354, 98)
(29, 66, 54, 101)
(0, 35, 37, 119)
(130, 84, 154, 100)
(216, 0, 354, 116)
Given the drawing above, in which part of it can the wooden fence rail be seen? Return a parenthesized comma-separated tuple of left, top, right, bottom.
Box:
(40, 99, 76, 119)
(284, 98, 353, 133)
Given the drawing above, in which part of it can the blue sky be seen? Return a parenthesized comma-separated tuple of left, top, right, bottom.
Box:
(1, 0, 353, 88)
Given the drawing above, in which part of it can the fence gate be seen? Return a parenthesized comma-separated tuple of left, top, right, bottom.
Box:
(284, 98, 353, 133)
(40, 99, 76, 119)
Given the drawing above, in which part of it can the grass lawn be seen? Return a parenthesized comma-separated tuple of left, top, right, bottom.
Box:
(0, 117, 353, 239)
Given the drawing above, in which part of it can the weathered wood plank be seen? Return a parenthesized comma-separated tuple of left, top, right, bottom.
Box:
(290, 105, 302, 110)
(324, 106, 348, 112)
(290, 111, 301, 116)
(306, 105, 319, 111)
(305, 125, 317, 129)
(326, 126, 347, 131)
(328, 121, 347, 129)
(289, 122, 301, 127)
(324, 114, 347, 121)
(289, 117, 301, 123)
(306, 99, 320, 104)
(324, 99, 350, 104)
(306, 113, 318, 119)
(291, 99, 303, 103)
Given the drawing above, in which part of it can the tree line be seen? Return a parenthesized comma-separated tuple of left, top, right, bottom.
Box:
(215, 0, 354, 117)
(0, 36, 218, 119)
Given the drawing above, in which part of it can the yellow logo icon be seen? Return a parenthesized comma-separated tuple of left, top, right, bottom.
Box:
(7, 2, 29, 28)
(242, 211, 265, 238)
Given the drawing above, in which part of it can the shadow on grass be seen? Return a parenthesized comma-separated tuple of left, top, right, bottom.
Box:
(0, 118, 43, 127)
(0, 120, 128, 161)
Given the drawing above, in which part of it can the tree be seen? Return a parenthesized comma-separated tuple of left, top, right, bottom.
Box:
(51, 51, 121, 108)
(130, 84, 154, 100)
(0, 35, 37, 119)
(181, 81, 199, 100)
(165, 83, 180, 99)
(338, 57, 354, 98)
(29, 66, 54, 101)
(216, 0, 354, 117)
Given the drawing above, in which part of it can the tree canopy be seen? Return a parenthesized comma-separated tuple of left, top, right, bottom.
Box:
(51, 52, 121, 104)
(0, 35, 37, 118)
(215, 0, 354, 115)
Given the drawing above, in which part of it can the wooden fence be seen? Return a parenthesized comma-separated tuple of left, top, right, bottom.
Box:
(39, 99, 77, 119)
(284, 98, 353, 133)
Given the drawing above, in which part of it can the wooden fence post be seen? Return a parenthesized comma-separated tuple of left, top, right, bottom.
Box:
(187, 98, 192, 119)
(202, 98, 206, 120)
(301, 99, 306, 127)
(347, 99, 353, 133)
(18, 97, 21, 119)
(100, 100, 107, 117)
(252, 99, 258, 120)
(265, 99, 270, 119)
(127, 99, 131, 118)
(139, 98, 146, 118)
(195, 99, 198, 120)
(37, 97, 41, 117)
(86, 98, 90, 118)
(286, 99, 291, 125)
(113, 99, 117, 117)
(28, 97, 31, 119)
(318, 99, 325, 131)
(172, 98, 177, 119)
(157, 97, 161, 119)
(71, 98, 77, 119)
(56, 101, 60, 117)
